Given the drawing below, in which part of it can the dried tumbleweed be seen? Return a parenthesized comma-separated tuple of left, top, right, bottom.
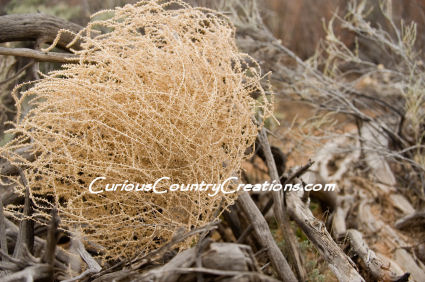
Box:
(1, 0, 271, 261)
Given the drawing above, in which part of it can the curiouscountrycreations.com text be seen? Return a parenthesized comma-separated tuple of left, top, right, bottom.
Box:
(89, 177, 336, 197)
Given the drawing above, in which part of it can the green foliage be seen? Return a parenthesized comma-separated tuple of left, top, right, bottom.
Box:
(270, 220, 332, 282)
(299, 240, 327, 282)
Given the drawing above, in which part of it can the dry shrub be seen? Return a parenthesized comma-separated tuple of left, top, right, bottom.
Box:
(1, 0, 270, 261)
(258, 0, 425, 60)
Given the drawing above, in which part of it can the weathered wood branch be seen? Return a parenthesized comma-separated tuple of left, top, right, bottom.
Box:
(1, 264, 51, 282)
(258, 129, 364, 281)
(62, 237, 101, 282)
(331, 195, 355, 240)
(12, 171, 34, 259)
(4, 217, 70, 266)
(0, 201, 7, 258)
(135, 242, 279, 282)
(395, 209, 425, 230)
(257, 127, 307, 281)
(238, 192, 297, 282)
(347, 229, 405, 281)
(42, 208, 59, 268)
(0, 14, 84, 50)
(0, 47, 79, 63)
(286, 191, 364, 281)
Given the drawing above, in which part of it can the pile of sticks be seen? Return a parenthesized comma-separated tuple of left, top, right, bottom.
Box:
(0, 126, 365, 281)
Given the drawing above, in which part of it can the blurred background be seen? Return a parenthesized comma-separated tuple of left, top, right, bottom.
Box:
(2, 0, 425, 60)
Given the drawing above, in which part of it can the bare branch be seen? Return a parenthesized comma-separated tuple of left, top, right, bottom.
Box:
(0, 201, 7, 259)
(0, 14, 83, 50)
(395, 210, 425, 230)
(0, 47, 79, 63)
(347, 229, 406, 281)
(286, 191, 364, 281)
(237, 192, 297, 282)
(257, 127, 307, 281)
(43, 208, 59, 267)
(12, 170, 34, 259)
(1, 264, 51, 282)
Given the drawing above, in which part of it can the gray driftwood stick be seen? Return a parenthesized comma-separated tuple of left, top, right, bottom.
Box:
(0, 47, 79, 63)
(347, 229, 403, 281)
(286, 191, 364, 281)
(0, 200, 7, 258)
(238, 192, 297, 282)
(257, 127, 307, 281)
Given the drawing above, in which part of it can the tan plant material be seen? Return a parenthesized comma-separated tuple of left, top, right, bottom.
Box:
(0, 0, 271, 262)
